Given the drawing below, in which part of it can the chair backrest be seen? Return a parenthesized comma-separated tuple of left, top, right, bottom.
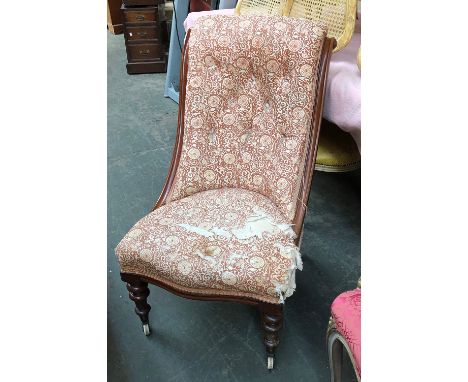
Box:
(159, 15, 333, 229)
(234, 0, 287, 16)
(286, 0, 357, 52)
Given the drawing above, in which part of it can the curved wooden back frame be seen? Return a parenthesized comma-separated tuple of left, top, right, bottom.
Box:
(151, 28, 193, 212)
(291, 35, 334, 242)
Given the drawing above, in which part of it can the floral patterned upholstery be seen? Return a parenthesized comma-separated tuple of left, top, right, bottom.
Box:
(116, 188, 301, 304)
(167, 15, 327, 222)
(116, 16, 328, 303)
(331, 288, 361, 376)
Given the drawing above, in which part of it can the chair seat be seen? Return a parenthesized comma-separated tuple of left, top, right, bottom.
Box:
(315, 120, 361, 172)
(331, 288, 361, 376)
(116, 188, 303, 304)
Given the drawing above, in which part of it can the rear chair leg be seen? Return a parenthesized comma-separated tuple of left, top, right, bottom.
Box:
(259, 303, 284, 370)
(122, 274, 152, 336)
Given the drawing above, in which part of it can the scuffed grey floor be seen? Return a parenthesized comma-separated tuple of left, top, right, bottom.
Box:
(108, 32, 360, 382)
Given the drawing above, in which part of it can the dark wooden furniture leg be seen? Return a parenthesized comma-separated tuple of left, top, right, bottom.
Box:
(121, 273, 152, 336)
(259, 303, 284, 370)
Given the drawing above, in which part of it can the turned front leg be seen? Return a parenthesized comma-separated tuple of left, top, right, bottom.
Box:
(122, 273, 152, 335)
(259, 303, 284, 369)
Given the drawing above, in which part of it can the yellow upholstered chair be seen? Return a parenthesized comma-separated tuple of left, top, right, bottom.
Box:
(315, 119, 360, 172)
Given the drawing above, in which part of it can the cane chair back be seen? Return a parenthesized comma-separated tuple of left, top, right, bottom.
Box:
(234, 0, 288, 16)
(285, 0, 357, 52)
(235, 0, 357, 52)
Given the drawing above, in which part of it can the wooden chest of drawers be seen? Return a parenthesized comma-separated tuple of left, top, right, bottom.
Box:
(121, 1, 167, 74)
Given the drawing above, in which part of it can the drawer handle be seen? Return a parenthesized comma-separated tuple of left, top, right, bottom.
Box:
(136, 15, 145, 21)
(137, 32, 148, 37)
(139, 49, 150, 55)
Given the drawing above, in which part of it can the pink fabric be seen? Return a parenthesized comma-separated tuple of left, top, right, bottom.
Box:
(184, 10, 361, 151)
(331, 288, 361, 377)
(323, 19, 361, 151)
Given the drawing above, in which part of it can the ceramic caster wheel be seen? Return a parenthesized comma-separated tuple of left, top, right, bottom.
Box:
(143, 323, 151, 336)
(267, 356, 274, 370)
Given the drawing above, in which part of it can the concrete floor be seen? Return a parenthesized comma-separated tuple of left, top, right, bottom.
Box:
(108, 32, 360, 382)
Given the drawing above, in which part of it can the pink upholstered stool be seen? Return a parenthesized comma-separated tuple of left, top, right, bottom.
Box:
(327, 287, 361, 381)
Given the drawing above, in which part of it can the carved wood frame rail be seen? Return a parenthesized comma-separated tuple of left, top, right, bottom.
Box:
(121, 27, 336, 369)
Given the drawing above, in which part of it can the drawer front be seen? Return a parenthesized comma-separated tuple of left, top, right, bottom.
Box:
(126, 25, 160, 42)
(127, 61, 167, 74)
(124, 8, 158, 23)
(127, 43, 163, 61)
(124, 0, 160, 6)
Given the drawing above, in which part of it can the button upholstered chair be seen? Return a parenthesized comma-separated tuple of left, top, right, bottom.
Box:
(116, 15, 335, 369)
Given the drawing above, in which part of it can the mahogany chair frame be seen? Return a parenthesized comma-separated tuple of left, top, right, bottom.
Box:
(120, 28, 336, 369)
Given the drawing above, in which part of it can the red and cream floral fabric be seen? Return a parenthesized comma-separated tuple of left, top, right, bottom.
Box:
(167, 15, 327, 222)
(116, 16, 327, 303)
(116, 188, 301, 303)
